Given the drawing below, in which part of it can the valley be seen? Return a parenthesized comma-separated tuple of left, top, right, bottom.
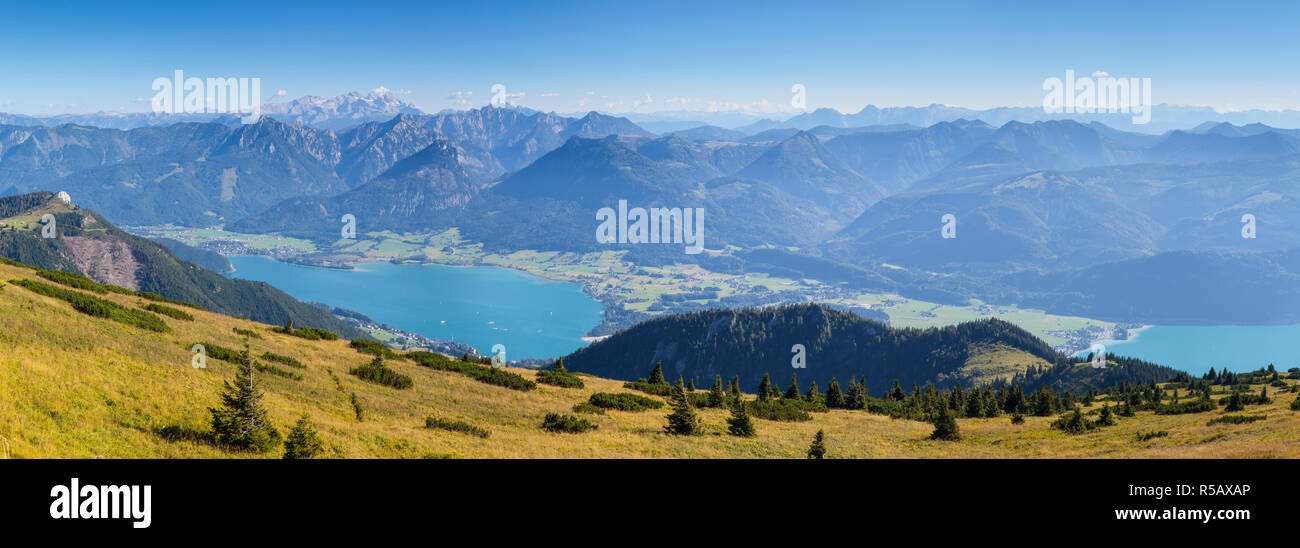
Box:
(130, 224, 1121, 353)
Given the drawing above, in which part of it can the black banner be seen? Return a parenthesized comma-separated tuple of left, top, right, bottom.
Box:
(1, 459, 1288, 537)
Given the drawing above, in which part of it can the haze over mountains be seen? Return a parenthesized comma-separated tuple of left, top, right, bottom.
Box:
(5, 90, 1300, 326)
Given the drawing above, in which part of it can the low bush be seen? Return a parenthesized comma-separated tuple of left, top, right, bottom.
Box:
(197, 342, 243, 363)
(541, 413, 597, 433)
(1135, 430, 1169, 442)
(255, 361, 302, 381)
(350, 339, 404, 360)
(407, 351, 535, 392)
(349, 357, 412, 389)
(1154, 398, 1216, 415)
(588, 392, 663, 411)
(1207, 414, 1267, 426)
(12, 279, 169, 332)
(261, 352, 305, 369)
(142, 302, 193, 321)
(536, 369, 584, 388)
(746, 398, 824, 422)
(232, 327, 262, 339)
(572, 402, 606, 414)
(273, 322, 338, 341)
(425, 416, 489, 438)
(622, 380, 677, 396)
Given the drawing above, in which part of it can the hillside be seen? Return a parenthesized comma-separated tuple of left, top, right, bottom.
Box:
(0, 192, 362, 337)
(2, 257, 1297, 459)
(562, 303, 1178, 392)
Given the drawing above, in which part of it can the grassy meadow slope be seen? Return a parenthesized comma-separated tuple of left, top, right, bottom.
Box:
(1, 257, 1297, 459)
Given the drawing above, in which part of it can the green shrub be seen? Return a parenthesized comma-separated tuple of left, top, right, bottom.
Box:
(142, 302, 193, 321)
(349, 357, 413, 389)
(746, 398, 825, 422)
(622, 380, 678, 396)
(36, 269, 109, 293)
(1155, 398, 1216, 415)
(425, 416, 489, 438)
(255, 361, 302, 381)
(197, 342, 243, 363)
(1206, 414, 1267, 426)
(541, 413, 596, 433)
(588, 392, 664, 411)
(536, 369, 584, 388)
(12, 279, 169, 332)
(1292, 395, 1300, 411)
(407, 351, 536, 392)
(274, 322, 338, 341)
(350, 338, 404, 360)
(572, 402, 606, 414)
(1011, 413, 1025, 424)
(261, 352, 305, 369)
(232, 327, 262, 339)
(1135, 430, 1169, 442)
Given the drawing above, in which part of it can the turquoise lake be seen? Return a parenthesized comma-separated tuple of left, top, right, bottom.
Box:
(1082, 324, 1300, 375)
(226, 256, 604, 360)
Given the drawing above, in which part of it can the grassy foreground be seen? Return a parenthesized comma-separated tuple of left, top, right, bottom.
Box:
(1, 259, 1297, 459)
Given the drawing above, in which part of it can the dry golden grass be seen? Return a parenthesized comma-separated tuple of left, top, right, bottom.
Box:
(1, 259, 1298, 459)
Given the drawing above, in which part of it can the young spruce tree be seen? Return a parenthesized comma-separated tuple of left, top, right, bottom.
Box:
(210, 343, 281, 453)
(648, 362, 667, 385)
(664, 387, 702, 435)
(708, 374, 726, 407)
(282, 415, 324, 459)
(726, 398, 756, 437)
(929, 405, 961, 441)
(807, 429, 827, 459)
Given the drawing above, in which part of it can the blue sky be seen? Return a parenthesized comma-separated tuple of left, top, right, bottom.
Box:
(1, 0, 1297, 115)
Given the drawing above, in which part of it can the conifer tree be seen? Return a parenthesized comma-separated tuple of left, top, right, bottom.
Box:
(729, 375, 741, 398)
(726, 398, 756, 437)
(846, 379, 866, 410)
(825, 377, 844, 408)
(708, 374, 726, 407)
(1226, 390, 1245, 412)
(805, 381, 820, 402)
(1096, 404, 1115, 427)
(687, 378, 696, 392)
(209, 343, 281, 453)
(890, 379, 906, 401)
(664, 387, 702, 435)
(282, 415, 324, 459)
(757, 373, 774, 401)
(1061, 408, 1087, 434)
(929, 405, 961, 441)
(648, 362, 667, 385)
(807, 429, 827, 459)
(784, 373, 801, 399)
(1291, 391, 1300, 411)
(554, 357, 567, 373)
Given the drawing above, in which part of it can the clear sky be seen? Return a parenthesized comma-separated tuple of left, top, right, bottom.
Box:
(1, 0, 1297, 115)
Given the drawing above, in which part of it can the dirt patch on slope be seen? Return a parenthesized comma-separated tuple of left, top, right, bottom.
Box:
(61, 235, 140, 290)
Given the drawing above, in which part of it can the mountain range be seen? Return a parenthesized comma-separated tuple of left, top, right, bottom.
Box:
(6, 93, 1300, 326)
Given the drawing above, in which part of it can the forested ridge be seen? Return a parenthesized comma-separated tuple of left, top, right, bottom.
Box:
(564, 303, 1179, 394)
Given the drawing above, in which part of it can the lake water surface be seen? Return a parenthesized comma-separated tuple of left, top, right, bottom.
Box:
(1083, 324, 1300, 375)
(226, 256, 604, 360)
